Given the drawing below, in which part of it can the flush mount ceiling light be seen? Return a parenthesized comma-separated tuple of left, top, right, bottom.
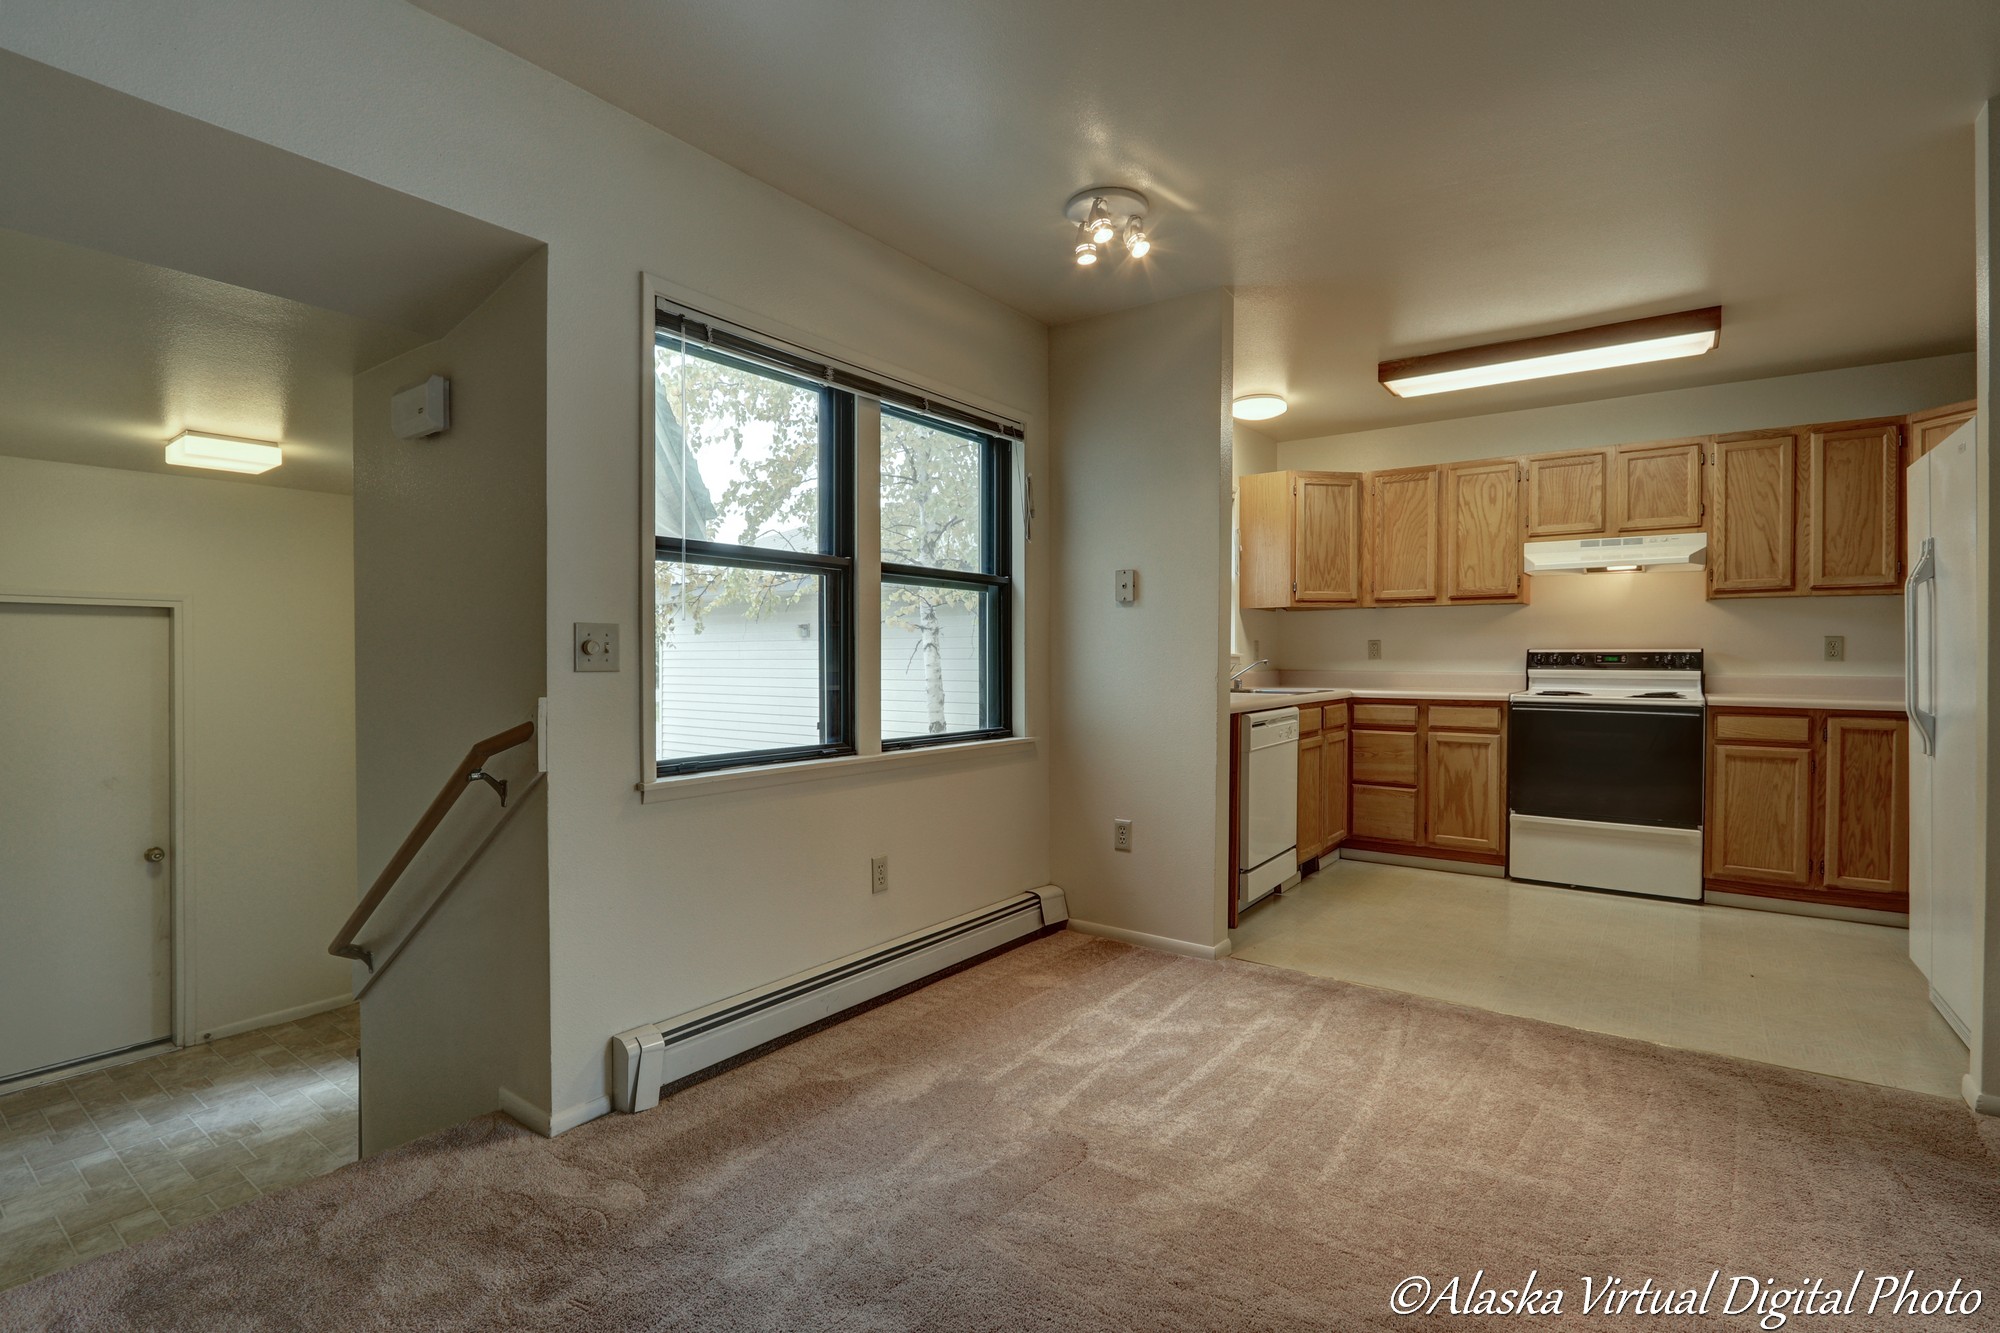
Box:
(1232, 394, 1288, 421)
(1378, 306, 1722, 398)
(1064, 187, 1151, 268)
(164, 430, 282, 474)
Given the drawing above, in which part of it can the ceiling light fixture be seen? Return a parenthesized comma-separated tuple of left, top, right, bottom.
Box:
(164, 430, 282, 474)
(1232, 394, 1288, 421)
(1063, 186, 1151, 270)
(1378, 306, 1722, 398)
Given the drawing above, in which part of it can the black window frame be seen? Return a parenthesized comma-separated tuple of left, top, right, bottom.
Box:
(879, 405, 1014, 751)
(653, 335, 857, 777)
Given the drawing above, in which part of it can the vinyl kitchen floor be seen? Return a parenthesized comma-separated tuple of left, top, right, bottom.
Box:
(0, 1004, 358, 1292)
(1230, 859, 1970, 1100)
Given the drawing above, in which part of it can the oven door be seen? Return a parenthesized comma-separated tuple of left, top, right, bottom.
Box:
(1507, 702, 1705, 829)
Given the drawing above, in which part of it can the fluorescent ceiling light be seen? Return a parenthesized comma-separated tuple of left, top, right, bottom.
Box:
(1232, 394, 1288, 421)
(164, 431, 282, 474)
(1379, 307, 1721, 399)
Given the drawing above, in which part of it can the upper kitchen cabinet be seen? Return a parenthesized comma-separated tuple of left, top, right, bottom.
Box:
(1804, 420, 1901, 594)
(1369, 465, 1442, 603)
(1906, 399, 1975, 463)
(1612, 439, 1705, 532)
(1707, 430, 1799, 596)
(1442, 459, 1525, 603)
(1523, 449, 1610, 538)
(1238, 470, 1366, 609)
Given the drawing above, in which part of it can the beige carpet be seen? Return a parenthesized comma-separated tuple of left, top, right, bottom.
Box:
(5, 932, 1998, 1331)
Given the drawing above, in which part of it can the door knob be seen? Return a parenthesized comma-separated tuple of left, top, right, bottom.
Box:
(144, 847, 166, 863)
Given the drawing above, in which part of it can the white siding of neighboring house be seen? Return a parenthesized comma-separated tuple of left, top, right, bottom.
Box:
(658, 602, 982, 760)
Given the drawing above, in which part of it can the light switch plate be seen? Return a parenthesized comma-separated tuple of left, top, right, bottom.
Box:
(573, 622, 620, 672)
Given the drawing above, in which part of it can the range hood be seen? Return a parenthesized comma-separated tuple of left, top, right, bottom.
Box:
(1524, 531, 1707, 576)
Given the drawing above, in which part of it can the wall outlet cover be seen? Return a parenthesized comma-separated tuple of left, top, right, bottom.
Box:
(870, 855, 889, 894)
(1115, 569, 1138, 606)
(1367, 639, 1383, 660)
(1823, 635, 1845, 662)
(1113, 818, 1133, 852)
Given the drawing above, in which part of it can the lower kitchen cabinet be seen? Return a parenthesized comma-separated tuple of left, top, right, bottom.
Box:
(1322, 717, 1350, 848)
(1704, 708, 1908, 911)
(1298, 702, 1348, 866)
(1347, 700, 1506, 865)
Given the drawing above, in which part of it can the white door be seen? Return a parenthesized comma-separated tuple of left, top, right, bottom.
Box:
(0, 602, 174, 1081)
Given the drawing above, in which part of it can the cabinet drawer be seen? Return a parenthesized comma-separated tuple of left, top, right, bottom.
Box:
(1353, 784, 1419, 844)
(1713, 713, 1811, 745)
(1428, 704, 1502, 732)
(1321, 702, 1348, 731)
(1352, 702, 1419, 728)
(1297, 706, 1321, 736)
(1352, 730, 1419, 786)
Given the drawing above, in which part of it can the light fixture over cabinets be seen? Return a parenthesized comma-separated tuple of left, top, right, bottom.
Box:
(1232, 394, 1288, 421)
(1378, 306, 1722, 398)
(164, 430, 282, 474)
(1064, 187, 1150, 268)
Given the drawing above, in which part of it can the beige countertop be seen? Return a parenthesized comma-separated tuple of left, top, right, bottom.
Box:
(1228, 686, 1514, 714)
(1226, 672, 1906, 715)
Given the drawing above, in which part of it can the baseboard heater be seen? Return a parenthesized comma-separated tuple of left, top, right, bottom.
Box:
(610, 886, 1067, 1114)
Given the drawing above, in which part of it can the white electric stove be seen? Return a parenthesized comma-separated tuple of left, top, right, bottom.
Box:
(1507, 650, 1706, 901)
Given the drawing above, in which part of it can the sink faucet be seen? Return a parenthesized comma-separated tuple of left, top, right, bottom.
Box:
(1230, 658, 1269, 689)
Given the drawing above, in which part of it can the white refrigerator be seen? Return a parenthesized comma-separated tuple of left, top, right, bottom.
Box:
(1906, 418, 1979, 1047)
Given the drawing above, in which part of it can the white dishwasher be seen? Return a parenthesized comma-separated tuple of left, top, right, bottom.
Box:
(1236, 707, 1300, 911)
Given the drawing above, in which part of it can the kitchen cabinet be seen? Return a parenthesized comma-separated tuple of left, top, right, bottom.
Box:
(1297, 707, 1323, 865)
(1442, 459, 1525, 602)
(1704, 708, 1908, 911)
(1238, 470, 1365, 610)
(1707, 430, 1799, 596)
(1612, 438, 1705, 532)
(1804, 421, 1901, 593)
(1368, 466, 1442, 603)
(1322, 707, 1350, 850)
(1523, 449, 1610, 538)
(1348, 700, 1506, 865)
(1906, 399, 1975, 464)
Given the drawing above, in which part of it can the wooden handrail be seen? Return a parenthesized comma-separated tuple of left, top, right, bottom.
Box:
(329, 720, 536, 969)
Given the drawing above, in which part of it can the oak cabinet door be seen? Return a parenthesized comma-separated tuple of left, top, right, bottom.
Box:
(1352, 729, 1419, 787)
(1297, 730, 1324, 862)
(1806, 424, 1901, 593)
(1706, 741, 1813, 885)
(1523, 449, 1610, 538)
(1323, 726, 1350, 850)
(1293, 473, 1365, 605)
(1369, 466, 1441, 603)
(1614, 439, 1705, 533)
(1236, 471, 1295, 610)
(1822, 717, 1907, 896)
(1426, 730, 1504, 855)
(1443, 459, 1523, 601)
(1906, 402, 1974, 464)
(1709, 432, 1798, 595)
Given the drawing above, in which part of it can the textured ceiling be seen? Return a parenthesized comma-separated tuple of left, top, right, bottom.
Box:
(0, 228, 424, 493)
(412, 0, 2000, 439)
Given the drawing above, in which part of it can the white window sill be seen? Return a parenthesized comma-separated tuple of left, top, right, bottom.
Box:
(638, 735, 1038, 804)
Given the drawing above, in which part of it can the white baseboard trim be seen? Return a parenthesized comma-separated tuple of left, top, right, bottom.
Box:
(549, 1095, 612, 1137)
(497, 1087, 552, 1136)
(198, 993, 353, 1043)
(1067, 919, 1232, 960)
(1966, 1074, 2000, 1117)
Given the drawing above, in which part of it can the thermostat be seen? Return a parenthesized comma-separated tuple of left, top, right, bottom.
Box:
(392, 375, 451, 439)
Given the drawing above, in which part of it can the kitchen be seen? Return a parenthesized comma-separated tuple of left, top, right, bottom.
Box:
(1223, 342, 1977, 1101)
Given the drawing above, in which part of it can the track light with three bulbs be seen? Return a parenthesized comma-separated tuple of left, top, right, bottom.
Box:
(1065, 187, 1151, 268)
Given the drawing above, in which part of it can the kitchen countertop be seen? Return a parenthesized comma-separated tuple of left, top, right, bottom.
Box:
(1228, 686, 1514, 714)
(1227, 672, 1906, 715)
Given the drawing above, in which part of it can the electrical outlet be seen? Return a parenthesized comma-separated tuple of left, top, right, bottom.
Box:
(870, 855, 889, 895)
(1113, 819, 1133, 852)
(1367, 639, 1382, 660)
(1823, 635, 1845, 662)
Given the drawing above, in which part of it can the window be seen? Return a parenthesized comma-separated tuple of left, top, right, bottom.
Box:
(651, 305, 1016, 779)
(654, 337, 854, 774)
(880, 409, 1010, 746)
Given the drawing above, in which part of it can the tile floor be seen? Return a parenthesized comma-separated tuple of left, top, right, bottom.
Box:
(0, 1004, 358, 1292)
(1231, 859, 1970, 1098)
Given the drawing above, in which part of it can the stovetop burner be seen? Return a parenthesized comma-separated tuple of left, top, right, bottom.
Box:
(1535, 689, 1586, 696)
(1633, 691, 1686, 699)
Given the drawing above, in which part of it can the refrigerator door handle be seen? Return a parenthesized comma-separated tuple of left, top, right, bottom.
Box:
(1905, 536, 1937, 757)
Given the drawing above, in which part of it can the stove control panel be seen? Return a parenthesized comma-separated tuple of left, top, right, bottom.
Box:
(1526, 650, 1703, 671)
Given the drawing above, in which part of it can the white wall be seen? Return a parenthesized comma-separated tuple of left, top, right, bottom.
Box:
(0, 0, 1052, 1127)
(1051, 290, 1233, 954)
(1971, 101, 1997, 1116)
(1230, 423, 1278, 664)
(351, 252, 549, 1152)
(1265, 355, 1974, 681)
(0, 456, 355, 1039)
